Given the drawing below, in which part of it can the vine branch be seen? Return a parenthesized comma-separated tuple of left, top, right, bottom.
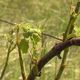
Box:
(42, 33, 63, 41)
(16, 26, 26, 80)
(55, 2, 80, 80)
(0, 43, 16, 80)
(27, 38, 80, 80)
(0, 19, 15, 25)
(0, 19, 62, 41)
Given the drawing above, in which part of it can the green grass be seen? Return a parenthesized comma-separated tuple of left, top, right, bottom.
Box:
(0, 0, 80, 80)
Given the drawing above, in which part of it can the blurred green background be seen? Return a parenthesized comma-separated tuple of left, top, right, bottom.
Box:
(0, 0, 80, 80)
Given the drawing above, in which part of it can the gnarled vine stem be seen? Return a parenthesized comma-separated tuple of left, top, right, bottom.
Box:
(27, 38, 80, 80)
(55, 2, 80, 80)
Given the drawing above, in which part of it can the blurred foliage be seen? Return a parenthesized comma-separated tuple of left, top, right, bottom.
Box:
(0, 0, 80, 80)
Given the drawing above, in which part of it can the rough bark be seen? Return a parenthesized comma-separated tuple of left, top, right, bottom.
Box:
(27, 38, 80, 80)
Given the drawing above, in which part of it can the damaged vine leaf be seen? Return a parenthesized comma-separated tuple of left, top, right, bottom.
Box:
(31, 33, 41, 45)
(23, 31, 32, 38)
(18, 23, 41, 53)
(21, 23, 41, 44)
(19, 38, 29, 53)
(20, 23, 41, 39)
(22, 27, 33, 38)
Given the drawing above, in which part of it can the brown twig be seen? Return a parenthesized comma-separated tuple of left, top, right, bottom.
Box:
(42, 33, 63, 41)
(0, 19, 15, 25)
(0, 19, 63, 42)
(0, 44, 16, 80)
(27, 38, 80, 80)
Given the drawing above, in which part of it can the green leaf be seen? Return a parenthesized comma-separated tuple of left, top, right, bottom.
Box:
(33, 28, 41, 34)
(22, 27, 33, 38)
(74, 27, 80, 32)
(31, 33, 41, 45)
(23, 31, 32, 38)
(74, 27, 80, 37)
(19, 39, 29, 53)
(67, 33, 76, 39)
(21, 23, 41, 42)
